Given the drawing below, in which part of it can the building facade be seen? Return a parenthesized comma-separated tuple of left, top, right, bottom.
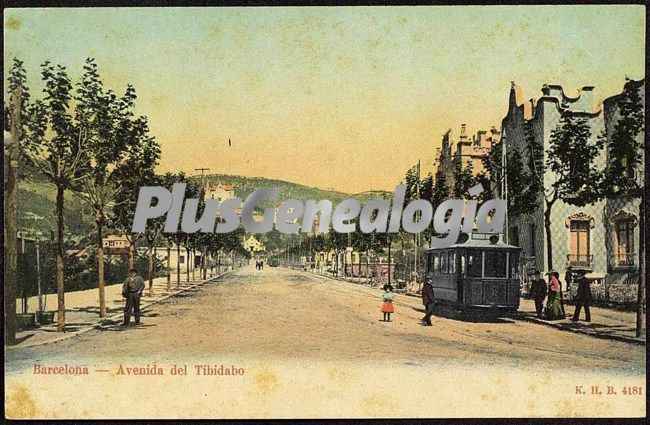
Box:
(500, 79, 644, 293)
(435, 124, 501, 189)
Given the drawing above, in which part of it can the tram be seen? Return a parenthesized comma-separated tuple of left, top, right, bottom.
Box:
(424, 233, 522, 313)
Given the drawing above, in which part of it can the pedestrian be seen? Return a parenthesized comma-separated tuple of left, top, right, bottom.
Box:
(554, 271, 567, 318)
(529, 270, 547, 319)
(544, 270, 564, 320)
(565, 269, 573, 299)
(381, 284, 395, 322)
(421, 278, 435, 326)
(571, 271, 592, 322)
(122, 268, 145, 326)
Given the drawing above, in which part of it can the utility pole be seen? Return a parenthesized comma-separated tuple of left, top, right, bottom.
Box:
(501, 136, 509, 244)
(415, 159, 421, 290)
(5, 89, 21, 345)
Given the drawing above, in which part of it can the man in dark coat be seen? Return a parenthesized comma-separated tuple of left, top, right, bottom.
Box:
(529, 270, 547, 318)
(421, 279, 435, 326)
(122, 268, 145, 325)
(571, 271, 592, 322)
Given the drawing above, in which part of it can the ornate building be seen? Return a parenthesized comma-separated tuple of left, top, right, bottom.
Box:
(499, 79, 644, 293)
(435, 124, 501, 189)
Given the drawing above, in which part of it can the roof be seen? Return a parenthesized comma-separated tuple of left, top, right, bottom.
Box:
(427, 236, 521, 251)
(103, 234, 129, 241)
(207, 182, 234, 191)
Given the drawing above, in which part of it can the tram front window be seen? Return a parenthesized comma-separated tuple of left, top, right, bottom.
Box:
(485, 251, 507, 278)
(466, 251, 482, 277)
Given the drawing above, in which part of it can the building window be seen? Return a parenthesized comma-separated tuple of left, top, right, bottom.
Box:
(615, 220, 634, 266)
(108, 241, 115, 247)
(569, 220, 591, 266)
(179, 255, 185, 264)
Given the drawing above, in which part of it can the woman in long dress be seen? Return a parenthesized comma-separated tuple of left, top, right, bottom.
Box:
(544, 271, 565, 320)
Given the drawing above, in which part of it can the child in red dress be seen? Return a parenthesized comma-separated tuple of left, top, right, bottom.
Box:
(381, 284, 395, 321)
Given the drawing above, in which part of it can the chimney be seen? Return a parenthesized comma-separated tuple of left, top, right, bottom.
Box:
(460, 124, 467, 140)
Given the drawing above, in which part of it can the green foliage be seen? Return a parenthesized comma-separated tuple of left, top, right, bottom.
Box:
(602, 81, 645, 199)
(452, 160, 474, 198)
(198, 173, 350, 206)
(546, 102, 602, 207)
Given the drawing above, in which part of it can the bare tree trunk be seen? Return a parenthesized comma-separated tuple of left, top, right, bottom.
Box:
(192, 248, 196, 281)
(55, 186, 66, 331)
(4, 89, 20, 343)
(96, 217, 106, 317)
(202, 247, 207, 280)
(166, 244, 171, 292)
(637, 195, 645, 337)
(544, 205, 554, 271)
(147, 243, 154, 297)
(128, 240, 135, 270)
(186, 247, 191, 283)
(176, 243, 181, 287)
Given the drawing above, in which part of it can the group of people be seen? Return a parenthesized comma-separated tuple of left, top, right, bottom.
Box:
(529, 269, 592, 322)
(379, 279, 436, 326)
(380, 269, 593, 325)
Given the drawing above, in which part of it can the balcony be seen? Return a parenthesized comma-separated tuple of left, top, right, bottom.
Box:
(566, 254, 593, 270)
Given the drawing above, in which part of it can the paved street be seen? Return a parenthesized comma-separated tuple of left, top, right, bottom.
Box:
(5, 265, 646, 418)
(6, 265, 644, 374)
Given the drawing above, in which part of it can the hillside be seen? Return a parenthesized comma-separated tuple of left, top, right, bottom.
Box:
(16, 179, 95, 237)
(196, 174, 353, 203)
(15, 174, 363, 238)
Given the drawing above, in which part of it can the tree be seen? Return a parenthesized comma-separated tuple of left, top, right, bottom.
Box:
(544, 103, 602, 270)
(16, 60, 87, 332)
(452, 159, 474, 198)
(4, 62, 28, 343)
(600, 80, 645, 337)
(73, 58, 160, 316)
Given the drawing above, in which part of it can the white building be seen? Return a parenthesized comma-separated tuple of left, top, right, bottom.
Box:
(204, 182, 235, 202)
(499, 79, 644, 297)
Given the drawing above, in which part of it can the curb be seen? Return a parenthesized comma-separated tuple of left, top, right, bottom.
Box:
(6, 268, 238, 350)
(518, 315, 646, 346)
(305, 269, 645, 346)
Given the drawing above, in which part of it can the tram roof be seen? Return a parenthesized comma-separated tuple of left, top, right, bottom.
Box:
(427, 237, 521, 251)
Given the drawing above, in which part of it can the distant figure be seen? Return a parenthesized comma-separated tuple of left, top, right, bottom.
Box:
(544, 270, 565, 320)
(122, 268, 145, 326)
(421, 278, 435, 326)
(381, 284, 395, 322)
(529, 270, 547, 319)
(571, 271, 592, 322)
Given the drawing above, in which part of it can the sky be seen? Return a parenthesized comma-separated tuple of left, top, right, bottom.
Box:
(4, 6, 646, 193)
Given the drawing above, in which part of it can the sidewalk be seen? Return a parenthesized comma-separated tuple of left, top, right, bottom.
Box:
(306, 269, 645, 345)
(517, 297, 645, 345)
(8, 267, 235, 350)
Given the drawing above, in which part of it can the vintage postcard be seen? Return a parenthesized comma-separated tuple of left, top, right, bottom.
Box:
(3, 3, 646, 419)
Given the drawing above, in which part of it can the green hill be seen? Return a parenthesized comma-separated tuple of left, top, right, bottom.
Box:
(15, 174, 366, 238)
(196, 173, 353, 204)
(16, 179, 94, 238)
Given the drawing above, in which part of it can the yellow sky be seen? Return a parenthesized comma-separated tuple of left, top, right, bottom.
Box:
(4, 6, 645, 192)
